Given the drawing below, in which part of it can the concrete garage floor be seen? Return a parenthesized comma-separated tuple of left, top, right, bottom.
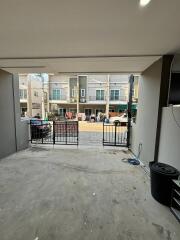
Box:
(0, 146, 179, 240)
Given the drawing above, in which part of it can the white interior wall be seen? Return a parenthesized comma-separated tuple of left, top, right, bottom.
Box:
(158, 106, 180, 170)
(131, 58, 162, 166)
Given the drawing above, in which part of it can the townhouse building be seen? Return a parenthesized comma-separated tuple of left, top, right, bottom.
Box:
(48, 74, 135, 117)
(19, 74, 49, 118)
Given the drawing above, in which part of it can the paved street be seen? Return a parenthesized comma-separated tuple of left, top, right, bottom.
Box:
(79, 121, 104, 132)
(79, 121, 127, 146)
(79, 131, 103, 146)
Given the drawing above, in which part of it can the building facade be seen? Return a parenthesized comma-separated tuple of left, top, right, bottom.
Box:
(49, 74, 131, 117)
(19, 74, 49, 118)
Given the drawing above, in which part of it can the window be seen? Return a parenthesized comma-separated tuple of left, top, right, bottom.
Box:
(110, 90, 119, 101)
(19, 89, 27, 99)
(52, 89, 61, 100)
(58, 108, 66, 116)
(81, 89, 85, 97)
(72, 88, 76, 98)
(34, 91, 38, 97)
(85, 109, 92, 116)
(96, 90, 104, 100)
(20, 107, 27, 117)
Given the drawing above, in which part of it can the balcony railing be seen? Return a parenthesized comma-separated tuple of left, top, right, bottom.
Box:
(88, 96, 106, 101)
(88, 96, 128, 102)
(110, 96, 128, 101)
(69, 97, 87, 103)
(49, 95, 128, 102)
(49, 95, 67, 101)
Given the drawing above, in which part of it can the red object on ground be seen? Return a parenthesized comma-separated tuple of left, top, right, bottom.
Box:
(65, 112, 73, 119)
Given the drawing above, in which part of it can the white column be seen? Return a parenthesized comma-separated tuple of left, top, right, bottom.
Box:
(77, 76, 80, 115)
(106, 75, 110, 119)
(46, 75, 50, 113)
(41, 75, 45, 119)
(27, 75, 32, 117)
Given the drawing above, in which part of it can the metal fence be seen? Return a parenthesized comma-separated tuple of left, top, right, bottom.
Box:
(103, 122, 127, 147)
(30, 120, 78, 145)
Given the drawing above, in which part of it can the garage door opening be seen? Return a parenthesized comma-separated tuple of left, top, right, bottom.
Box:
(19, 73, 139, 147)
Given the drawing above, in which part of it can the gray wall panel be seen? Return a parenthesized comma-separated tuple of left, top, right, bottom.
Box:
(0, 69, 16, 158)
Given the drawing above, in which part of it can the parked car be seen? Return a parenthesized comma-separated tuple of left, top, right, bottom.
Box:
(30, 118, 50, 139)
(109, 113, 128, 125)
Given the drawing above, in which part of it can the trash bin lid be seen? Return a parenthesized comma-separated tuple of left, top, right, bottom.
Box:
(150, 162, 179, 176)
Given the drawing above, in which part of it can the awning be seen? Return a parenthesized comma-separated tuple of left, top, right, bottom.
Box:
(115, 104, 137, 112)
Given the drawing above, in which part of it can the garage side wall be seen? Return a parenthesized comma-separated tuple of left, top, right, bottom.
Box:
(131, 58, 162, 166)
(0, 69, 17, 158)
(158, 106, 180, 171)
(0, 69, 29, 159)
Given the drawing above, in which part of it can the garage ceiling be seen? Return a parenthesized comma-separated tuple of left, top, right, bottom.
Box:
(0, 0, 180, 73)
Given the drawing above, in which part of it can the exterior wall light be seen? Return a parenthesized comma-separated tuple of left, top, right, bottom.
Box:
(140, 0, 151, 7)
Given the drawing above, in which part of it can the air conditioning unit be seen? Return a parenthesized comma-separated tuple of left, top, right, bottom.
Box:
(80, 98, 86, 103)
(71, 98, 77, 103)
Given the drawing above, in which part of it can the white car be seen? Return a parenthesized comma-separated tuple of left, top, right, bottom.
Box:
(109, 113, 128, 124)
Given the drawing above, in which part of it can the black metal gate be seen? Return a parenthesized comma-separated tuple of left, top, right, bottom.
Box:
(30, 120, 78, 145)
(103, 122, 127, 146)
(103, 74, 134, 147)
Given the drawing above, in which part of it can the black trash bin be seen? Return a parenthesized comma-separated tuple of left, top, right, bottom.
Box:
(149, 162, 179, 206)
